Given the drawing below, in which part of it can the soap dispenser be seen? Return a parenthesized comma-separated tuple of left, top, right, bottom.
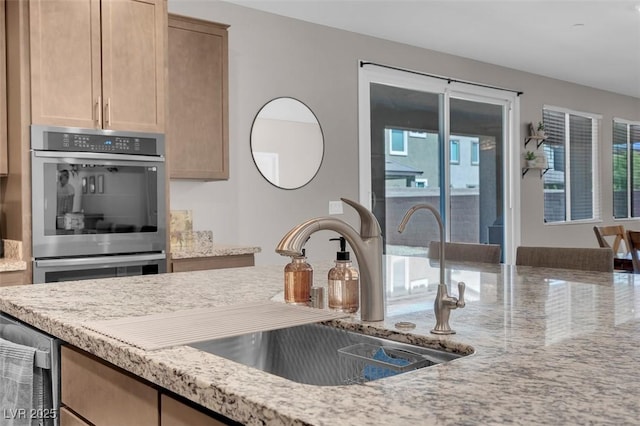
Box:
(328, 237, 360, 313)
(284, 249, 313, 305)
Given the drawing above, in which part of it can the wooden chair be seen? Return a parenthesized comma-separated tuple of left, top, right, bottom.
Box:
(428, 241, 501, 264)
(593, 225, 630, 257)
(515, 246, 613, 272)
(626, 230, 640, 273)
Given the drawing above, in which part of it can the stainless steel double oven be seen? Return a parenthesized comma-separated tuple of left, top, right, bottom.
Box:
(31, 125, 166, 283)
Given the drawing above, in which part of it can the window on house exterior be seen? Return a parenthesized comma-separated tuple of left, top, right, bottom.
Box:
(450, 140, 460, 164)
(612, 118, 640, 219)
(542, 107, 601, 223)
(408, 131, 427, 138)
(388, 128, 408, 155)
(471, 141, 479, 165)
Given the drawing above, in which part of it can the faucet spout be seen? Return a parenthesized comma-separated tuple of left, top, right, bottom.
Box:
(398, 204, 465, 335)
(276, 198, 384, 322)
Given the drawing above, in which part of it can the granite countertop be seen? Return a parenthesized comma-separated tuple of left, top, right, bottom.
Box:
(0, 259, 27, 272)
(171, 243, 261, 259)
(0, 259, 639, 425)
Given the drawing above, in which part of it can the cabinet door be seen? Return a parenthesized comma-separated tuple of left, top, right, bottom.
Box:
(171, 254, 255, 273)
(0, 0, 7, 175)
(161, 394, 227, 426)
(102, 0, 166, 133)
(29, 0, 102, 129)
(60, 407, 91, 426)
(168, 15, 229, 180)
(61, 345, 158, 426)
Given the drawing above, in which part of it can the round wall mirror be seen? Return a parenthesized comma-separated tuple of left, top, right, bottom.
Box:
(250, 97, 324, 189)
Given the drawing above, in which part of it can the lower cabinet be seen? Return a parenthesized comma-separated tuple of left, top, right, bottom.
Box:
(161, 394, 226, 426)
(0, 0, 7, 176)
(59, 407, 90, 426)
(0, 271, 25, 286)
(171, 254, 255, 272)
(61, 346, 158, 426)
(61, 345, 232, 426)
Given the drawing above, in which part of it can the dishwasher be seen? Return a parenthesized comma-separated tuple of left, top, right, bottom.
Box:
(0, 312, 60, 426)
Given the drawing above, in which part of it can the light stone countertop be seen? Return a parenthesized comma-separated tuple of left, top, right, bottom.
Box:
(170, 243, 261, 259)
(0, 259, 27, 272)
(0, 258, 639, 425)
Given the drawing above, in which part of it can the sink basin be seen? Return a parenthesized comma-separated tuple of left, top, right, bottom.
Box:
(188, 323, 468, 386)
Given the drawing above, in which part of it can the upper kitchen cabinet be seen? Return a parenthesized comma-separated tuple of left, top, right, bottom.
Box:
(168, 15, 229, 180)
(29, 0, 166, 133)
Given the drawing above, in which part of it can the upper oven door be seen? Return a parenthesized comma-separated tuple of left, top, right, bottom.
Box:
(31, 150, 166, 258)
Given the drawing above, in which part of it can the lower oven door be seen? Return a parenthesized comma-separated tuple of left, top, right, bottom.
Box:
(33, 253, 167, 284)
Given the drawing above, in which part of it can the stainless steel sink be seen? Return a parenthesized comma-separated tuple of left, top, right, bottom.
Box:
(188, 323, 469, 386)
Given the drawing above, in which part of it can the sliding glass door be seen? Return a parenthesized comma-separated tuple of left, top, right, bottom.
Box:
(359, 64, 518, 262)
(449, 97, 504, 248)
(368, 83, 442, 257)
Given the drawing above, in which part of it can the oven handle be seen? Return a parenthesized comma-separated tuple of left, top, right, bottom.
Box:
(35, 253, 166, 268)
(32, 150, 164, 163)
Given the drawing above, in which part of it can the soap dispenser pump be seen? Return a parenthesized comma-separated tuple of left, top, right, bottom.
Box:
(328, 237, 360, 313)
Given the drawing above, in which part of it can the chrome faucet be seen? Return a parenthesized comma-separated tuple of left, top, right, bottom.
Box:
(397, 204, 465, 335)
(275, 198, 384, 322)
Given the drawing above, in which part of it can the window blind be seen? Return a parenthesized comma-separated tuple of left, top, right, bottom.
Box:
(612, 121, 628, 218)
(613, 119, 640, 218)
(543, 108, 599, 223)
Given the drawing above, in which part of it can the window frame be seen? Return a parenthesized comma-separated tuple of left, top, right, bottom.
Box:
(612, 118, 640, 219)
(449, 139, 460, 164)
(471, 141, 479, 165)
(357, 62, 521, 264)
(388, 128, 408, 156)
(542, 105, 601, 224)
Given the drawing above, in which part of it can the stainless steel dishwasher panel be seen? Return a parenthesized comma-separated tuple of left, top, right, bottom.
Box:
(0, 313, 61, 426)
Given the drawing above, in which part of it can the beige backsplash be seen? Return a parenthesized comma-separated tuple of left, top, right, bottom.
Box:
(169, 209, 214, 255)
(3, 240, 22, 260)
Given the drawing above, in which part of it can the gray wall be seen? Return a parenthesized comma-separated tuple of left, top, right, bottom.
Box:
(168, 0, 640, 266)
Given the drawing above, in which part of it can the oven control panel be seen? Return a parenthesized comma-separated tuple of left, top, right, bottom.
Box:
(35, 127, 162, 156)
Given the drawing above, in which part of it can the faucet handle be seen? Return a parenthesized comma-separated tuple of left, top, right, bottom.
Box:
(456, 282, 466, 308)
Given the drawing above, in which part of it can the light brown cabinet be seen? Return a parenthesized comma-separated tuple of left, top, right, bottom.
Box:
(0, 0, 7, 176)
(160, 395, 226, 426)
(61, 345, 158, 426)
(171, 254, 255, 273)
(29, 0, 166, 133)
(0, 271, 25, 287)
(59, 407, 91, 426)
(168, 15, 229, 180)
(61, 345, 235, 426)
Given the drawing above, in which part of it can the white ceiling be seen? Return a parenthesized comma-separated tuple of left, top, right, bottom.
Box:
(223, 0, 640, 99)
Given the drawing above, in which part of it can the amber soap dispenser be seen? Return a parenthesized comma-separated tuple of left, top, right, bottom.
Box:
(284, 249, 313, 305)
(328, 237, 360, 313)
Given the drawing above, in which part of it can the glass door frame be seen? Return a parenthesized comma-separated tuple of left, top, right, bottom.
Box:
(357, 62, 521, 263)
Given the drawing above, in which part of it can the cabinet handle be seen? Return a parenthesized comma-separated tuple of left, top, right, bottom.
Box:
(95, 96, 102, 127)
(105, 98, 111, 127)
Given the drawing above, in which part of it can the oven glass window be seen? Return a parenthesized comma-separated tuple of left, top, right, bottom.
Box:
(42, 163, 159, 235)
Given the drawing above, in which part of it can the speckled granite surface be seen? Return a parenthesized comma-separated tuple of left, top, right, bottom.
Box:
(0, 259, 639, 425)
(0, 240, 27, 272)
(171, 243, 261, 259)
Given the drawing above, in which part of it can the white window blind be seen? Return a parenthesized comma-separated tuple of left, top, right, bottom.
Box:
(612, 118, 640, 218)
(543, 107, 600, 223)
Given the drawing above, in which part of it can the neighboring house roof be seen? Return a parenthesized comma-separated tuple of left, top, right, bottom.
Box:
(385, 160, 423, 178)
